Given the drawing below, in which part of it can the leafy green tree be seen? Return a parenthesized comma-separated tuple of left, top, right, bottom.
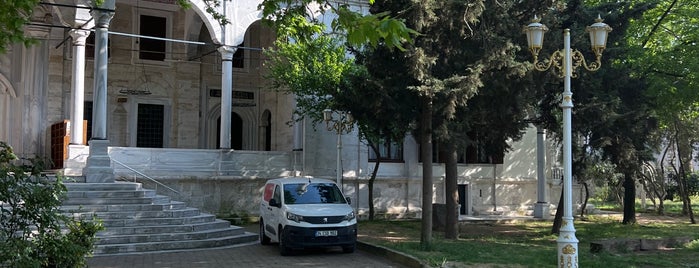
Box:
(263, 5, 417, 221)
(529, 1, 659, 227)
(260, 0, 421, 221)
(361, 0, 558, 244)
(623, 0, 699, 223)
(1, 141, 103, 267)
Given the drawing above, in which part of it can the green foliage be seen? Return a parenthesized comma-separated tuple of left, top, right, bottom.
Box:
(334, 8, 418, 51)
(0, 142, 103, 267)
(264, 30, 357, 123)
(199, 0, 229, 26)
(259, 0, 418, 50)
(0, 0, 40, 53)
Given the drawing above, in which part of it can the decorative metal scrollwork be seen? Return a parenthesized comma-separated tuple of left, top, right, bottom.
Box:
(532, 50, 603, 78)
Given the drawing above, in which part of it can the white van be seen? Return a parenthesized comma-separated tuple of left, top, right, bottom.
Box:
(259, 177, 357, 255)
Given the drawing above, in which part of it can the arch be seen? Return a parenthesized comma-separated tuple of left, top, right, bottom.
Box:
(216, 112, 243, 149)
(0, 74, 16, 98)
(0, 74, 17, 142)
(206, 103, 257, 150)
(187, 0, 264, 46)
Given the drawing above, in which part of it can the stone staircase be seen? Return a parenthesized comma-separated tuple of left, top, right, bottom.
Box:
(61, 182, 258, 255)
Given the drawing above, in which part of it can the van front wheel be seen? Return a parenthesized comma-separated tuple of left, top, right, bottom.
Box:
(342, 244, 355, 253)
(279, 228, 291, 256)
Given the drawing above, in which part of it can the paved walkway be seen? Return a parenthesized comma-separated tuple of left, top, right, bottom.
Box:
(87, 215, 557, 268)
(87, 222, 412, 268)
(87, 242, 408, 268)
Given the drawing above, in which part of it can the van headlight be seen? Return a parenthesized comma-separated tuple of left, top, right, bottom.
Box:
(343, 211, 355, 221)
(286, 212, 303, 223)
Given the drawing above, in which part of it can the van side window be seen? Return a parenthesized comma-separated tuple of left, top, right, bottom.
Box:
(263, 183, 275, 202)
(272, 185, 282, 203)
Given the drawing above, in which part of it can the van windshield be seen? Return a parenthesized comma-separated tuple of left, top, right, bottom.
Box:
(283, 183, 346, 205)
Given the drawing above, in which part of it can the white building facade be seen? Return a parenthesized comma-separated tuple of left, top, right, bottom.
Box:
(0, 0, 578, 218)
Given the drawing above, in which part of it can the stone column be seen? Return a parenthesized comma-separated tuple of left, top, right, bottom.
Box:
(69, 29, 90, 145)
(218, 46, 235, 149)
(534, 127, 550, 218)
(20, 11, 51, 158)
(291, 97, 304, 175)
(83, 2, 115, 183)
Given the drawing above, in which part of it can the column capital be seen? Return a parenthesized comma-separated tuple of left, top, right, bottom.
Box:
(70, 29, 91, 46)
(25, 10, 52, 39)
(218, 46, 237, 60)
(91, 10, 114, 29)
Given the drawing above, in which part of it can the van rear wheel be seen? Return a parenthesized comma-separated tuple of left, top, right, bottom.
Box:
(259, 221, 271, 245)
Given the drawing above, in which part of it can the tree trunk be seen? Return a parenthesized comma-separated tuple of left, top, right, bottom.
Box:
(580, 182, 589, 218)
(368, 142, 381, 221)
(674, 122, 696, 224)
(419, 96, 433, 250)
(622, 174, 637, 225)
(551, 188, 564, 234)
(444, 141, 458, 239)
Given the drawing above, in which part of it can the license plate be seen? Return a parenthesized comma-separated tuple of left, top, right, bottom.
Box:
(315, 230, 337, 237)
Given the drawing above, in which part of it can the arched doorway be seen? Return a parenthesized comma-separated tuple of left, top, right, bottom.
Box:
(216, 112, 243, 149)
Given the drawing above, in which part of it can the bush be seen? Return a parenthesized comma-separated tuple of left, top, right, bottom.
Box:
(0, 141, 103, 267)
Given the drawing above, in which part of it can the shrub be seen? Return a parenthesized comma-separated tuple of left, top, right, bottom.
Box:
(0, 141, 103, 267)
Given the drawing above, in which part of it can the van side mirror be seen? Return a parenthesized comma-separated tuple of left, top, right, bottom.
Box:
(269, 198, 280, 208)
(345, 197, 351, 205)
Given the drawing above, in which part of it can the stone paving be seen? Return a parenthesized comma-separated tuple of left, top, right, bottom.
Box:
(87, 242, 407, 268)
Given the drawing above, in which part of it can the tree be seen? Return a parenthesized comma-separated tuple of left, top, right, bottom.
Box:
(623, 0, 699, 224)
(530, 0, 658, 227)
(362, 0, 557, 245)
(262, 1, 418, 221)
(1, 141, 103, 267)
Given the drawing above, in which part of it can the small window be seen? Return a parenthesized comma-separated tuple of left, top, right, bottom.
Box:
(369, 137, 403, 162)
(418, 138, 504, 164)
(139, 15, 167, 61)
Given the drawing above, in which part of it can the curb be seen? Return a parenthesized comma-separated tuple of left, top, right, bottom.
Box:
(357, 241, 428, 268)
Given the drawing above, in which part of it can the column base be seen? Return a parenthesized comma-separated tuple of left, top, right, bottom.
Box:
(533, 202, 550, 219)
(83, 140, 114, 183)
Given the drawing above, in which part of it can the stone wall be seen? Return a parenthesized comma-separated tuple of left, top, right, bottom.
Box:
(137, 174, 578, 218)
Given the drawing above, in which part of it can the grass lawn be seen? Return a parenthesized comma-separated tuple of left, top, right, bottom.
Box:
(358, 213, 699, 267)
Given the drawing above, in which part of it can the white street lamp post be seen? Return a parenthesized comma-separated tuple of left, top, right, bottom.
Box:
(524, 15, 612, 267)
(323, 109, 354, 186)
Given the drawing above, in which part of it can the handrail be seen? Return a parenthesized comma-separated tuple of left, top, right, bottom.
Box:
(111, 159, 181, 195)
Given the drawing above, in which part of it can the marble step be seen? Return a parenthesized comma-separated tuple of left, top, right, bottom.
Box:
(94, 232, 259, 255)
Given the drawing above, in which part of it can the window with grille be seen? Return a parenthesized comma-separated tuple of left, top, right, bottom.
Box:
(418, 138, 504, 164)
(137, 104, 164, 148)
